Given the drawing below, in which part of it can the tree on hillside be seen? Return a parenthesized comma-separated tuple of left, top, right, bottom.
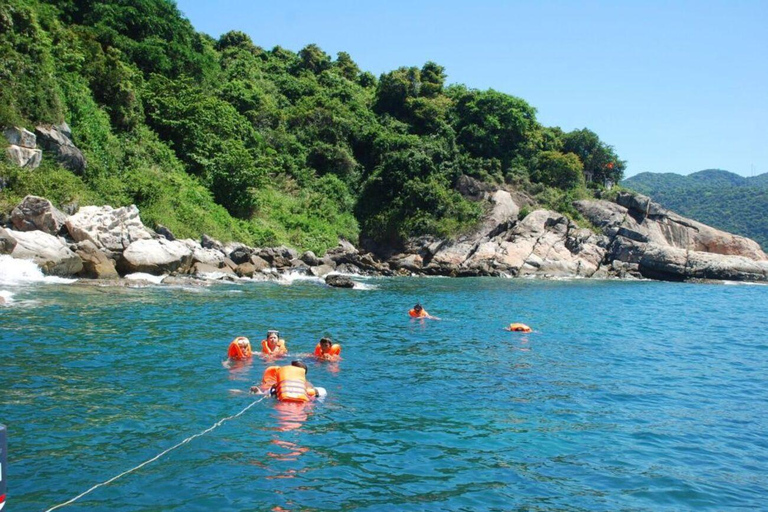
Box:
(531, 151, 584, 190)
(449, 87, 539, 174)
(334, 51, 360, 81)
(561, 128, 625, 185)
(297, 44, 332, 75)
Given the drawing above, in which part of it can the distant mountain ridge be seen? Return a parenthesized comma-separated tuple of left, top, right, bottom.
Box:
(621, 169, 768, 250)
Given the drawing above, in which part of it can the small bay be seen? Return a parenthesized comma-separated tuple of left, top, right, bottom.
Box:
(1, 276, 767, 511)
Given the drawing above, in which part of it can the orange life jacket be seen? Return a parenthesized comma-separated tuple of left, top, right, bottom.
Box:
(314, 343, 341, 358)
(261, 338, 286, 355)
(409, 309, 428, 318)
(227, 338, 252, 360)
(262, 366, 280, 387)
(275, 365, 312, 402)
(508, 323, 532, 332)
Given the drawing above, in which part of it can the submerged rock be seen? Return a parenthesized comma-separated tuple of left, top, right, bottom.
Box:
(325, 274, 355, 288)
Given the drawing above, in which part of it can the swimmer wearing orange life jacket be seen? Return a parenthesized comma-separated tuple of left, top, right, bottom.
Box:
(314, 337, 341, 361)
(506, 323, 532, 333)
(250, 360, 317, 402)
(409, 303, 440, 320)
(261, 329, 288, 356)
(227, 336, 252, 360)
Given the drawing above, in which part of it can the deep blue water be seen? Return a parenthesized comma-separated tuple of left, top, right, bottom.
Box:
(1, 276, 767, 511)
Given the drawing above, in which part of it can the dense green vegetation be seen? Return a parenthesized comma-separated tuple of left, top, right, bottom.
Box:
(1, 0, 626, 254)
(623, 169, 768, 250)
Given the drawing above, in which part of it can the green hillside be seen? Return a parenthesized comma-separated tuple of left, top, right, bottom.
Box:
(1, 0, 626, 254)
(622, 170, 768, 250)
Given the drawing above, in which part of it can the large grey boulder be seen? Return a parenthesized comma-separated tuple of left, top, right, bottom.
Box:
(9, 229, 83, 276)
(35, 124, 86, 173)
(178, 238, 225, 267)
(66, 205, 152, 255)
(11, 195, 68, 235)
(3, 127, 41, 169)
(5, 145, 42, 169)
(4, 127, 36, 147)
(117, 238, 193, 275)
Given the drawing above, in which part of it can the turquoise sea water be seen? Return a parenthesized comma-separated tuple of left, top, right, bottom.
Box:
(1, 274, 767, 511)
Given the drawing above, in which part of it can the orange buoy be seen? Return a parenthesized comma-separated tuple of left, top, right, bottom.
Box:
(507, 323, 532, 333)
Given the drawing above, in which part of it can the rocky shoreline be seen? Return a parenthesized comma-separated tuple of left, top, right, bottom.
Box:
(1, 184, 767, 286)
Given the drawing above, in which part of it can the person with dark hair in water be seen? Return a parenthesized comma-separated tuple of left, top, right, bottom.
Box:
(261, 329, 288, 356)
(314, 337, 341, 361)
(408, 303, 439, 320)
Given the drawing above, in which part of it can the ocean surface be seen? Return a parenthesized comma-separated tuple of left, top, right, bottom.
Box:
(1, 257, 767, 511)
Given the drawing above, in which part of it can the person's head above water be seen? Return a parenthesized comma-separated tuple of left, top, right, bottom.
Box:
(319, 337, 332, 350)
(291, 360, 308, 374)
(237, 336, 250, 347)
(413, 303, 423, 312)
(266, 330, 279, 340)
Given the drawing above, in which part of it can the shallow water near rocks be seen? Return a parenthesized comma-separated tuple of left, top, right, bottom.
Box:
(1, 275, 767, 511)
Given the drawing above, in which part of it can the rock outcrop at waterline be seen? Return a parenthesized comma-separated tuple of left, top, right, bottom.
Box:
(573, 192, 768, 281)
(1, 190, 767, 283)
(375, 187, 768, 282)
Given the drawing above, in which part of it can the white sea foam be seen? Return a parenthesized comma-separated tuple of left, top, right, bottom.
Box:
(0, 255, 77, 285)
(125, 272, 166, 284)
(722, 280, 768, 286)
(278, 271, 322, 285)
(352, 281, 378, 290)
(197, 271, 237, 282)
(0, 289, 14, 304)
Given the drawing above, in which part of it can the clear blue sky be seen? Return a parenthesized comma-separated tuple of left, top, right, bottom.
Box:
(175, 0, 767, 178)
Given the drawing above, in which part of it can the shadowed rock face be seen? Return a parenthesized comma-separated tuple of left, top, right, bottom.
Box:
(11, 196, 68, 235)
(35, 124, 86, 174)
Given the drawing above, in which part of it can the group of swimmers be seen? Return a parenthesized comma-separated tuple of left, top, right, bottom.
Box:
(227, 303, 531, 403)
(228, 331, 342, 362)
(226, 330, 341, 403)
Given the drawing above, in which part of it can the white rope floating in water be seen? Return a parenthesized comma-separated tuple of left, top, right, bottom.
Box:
(45, 396, 268, 511)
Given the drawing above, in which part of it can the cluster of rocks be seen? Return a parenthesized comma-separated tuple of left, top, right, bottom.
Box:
(371, 179, 768, 282)
(0, 195, 386, 287)
(4, 125, 86, 173)
(2, 186, 767, 285)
